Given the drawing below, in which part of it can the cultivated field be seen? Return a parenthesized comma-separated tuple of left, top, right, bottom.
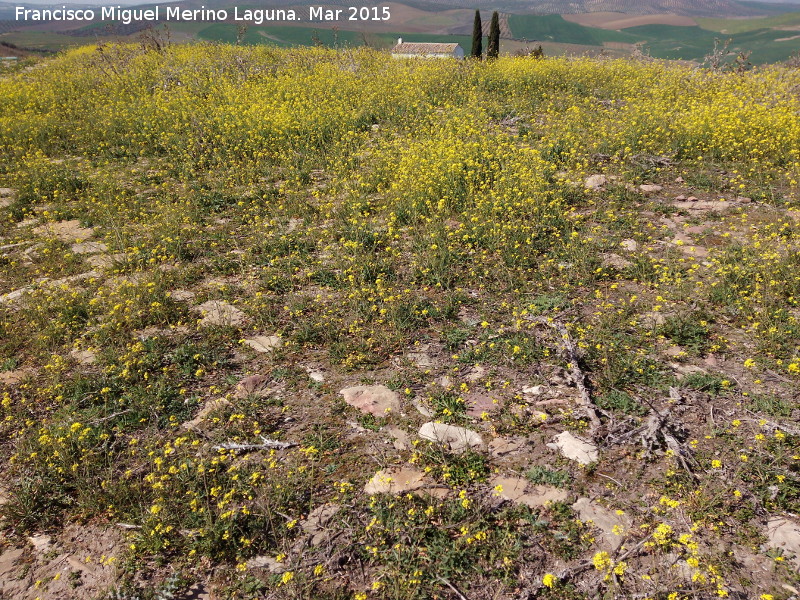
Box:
(562, 12, 697, 29)
(1, 45, 799, 600)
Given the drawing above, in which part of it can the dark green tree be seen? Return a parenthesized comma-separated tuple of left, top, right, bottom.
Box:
(471, 10, 482, 59)
(487, 11, 500, 59)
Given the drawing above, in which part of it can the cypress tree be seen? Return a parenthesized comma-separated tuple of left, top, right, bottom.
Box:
(487, 11, 500, 59)
(471, 10, 482, 59)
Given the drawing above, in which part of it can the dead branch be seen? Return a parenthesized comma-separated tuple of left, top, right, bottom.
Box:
(437, 577, 470, 600)
(213, 436, 296, 452)
(527, 316, 603, 434)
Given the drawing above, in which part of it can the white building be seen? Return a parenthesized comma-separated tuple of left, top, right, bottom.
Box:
(391, 38, 464, 60)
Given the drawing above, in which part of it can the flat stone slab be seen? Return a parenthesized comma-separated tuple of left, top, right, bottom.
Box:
(196, 300, 246, 327)
(408, 344, 434, 368)
(490, 475, 568, 507)
(418, 422, 484, 453)
(170, 289, 196, 302)
(522, 384, 545, 396)
(69, 349, 97, 365)
(601, 253, 632, 270)
(639, 184, 663, 194)
(548, 431, 599, 465)
(87, 253, 126, 269)
(572, 497, 631, 552)
(585, 174, 607, 190)
(28, 534, 52, 554)
(412, 398, 434, 417)
(70, 241, 107, 255)
(235, 374, 271, 398)
(383, 425, 411, 451)
(765, 516, 800, 567)
(642, 312, 666, 327)
(243, 335, 281, 353)
(340, 385, 400, 417)
(247, 555, 287, 573)
(364, 467, 426, 495)
(672, 200, 737, 212)
(489, 436, 526, 457)
(465, 364, 487, 382)
(34, 219, 94, 242)
(0, 188, 14, 197)
(304, 366, 325, 383)
(465, 392, 499, 417)
(183, 398, 231, 431)
(301, 503, 341, 546)
(0, 369, 35, 385)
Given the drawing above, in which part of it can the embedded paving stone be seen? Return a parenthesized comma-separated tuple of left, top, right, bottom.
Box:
(364, 467, 426, 495)
(765, 516, 800, 567)
(235, 374, 271, 398)
(33, 219, 94, 242)
(672, 199, 736, 212)
(301, 503, 341, 546)
(0, 369, 34, 385)
(196, 300, 246, 327)
(247, 555, 286, 573)
(490, 475, 568, 508)
(436, 375, 452, 388)
(522, 384, 545, 396)
(671, 363, 708, 378)
(69, 349, 96, 365)
(412, 398, 434, 417)
(547, 431, 599, 465)
(418, 422, 484, 453)
(488, 436, 525, 457)
(1, 271, 100, 306)
(183, 398, 231, 431)
(572, 497, 631, 552)
(465, 392, 498, 417)
(28, 534, 52, 554)
(670, 232, 709, 258)
(408, 344, 434, 368)
(243, 335, 281, 353)
(169, 289, 196, 302)
(87, 253, 126, 269)
(52, 270, 100, 287)
(528, 409, 550, 422)
(70, 241, 108, 255)
(601, 253, 632, 270)
(305, 367, 325, 383)
(340, 385, 400, 417)
(620, 239, 639, 252)
(175, 583, 211, 600)
(0, 548, 24, 582)
(383, 425, 411, 451)
(465, 364, 487, 382)
(639, 184, 663, 194)
(663, 346, 686, 358)
(0, 197, 11, 209)
(584, 174, 607, 190)
(0, 188, 14, 197)
(641, 312, 666, 327)
(520, 485, 569, 507)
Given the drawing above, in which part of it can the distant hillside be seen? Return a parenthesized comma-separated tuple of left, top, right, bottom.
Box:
(0, 0, 777, 20)
(401, 0, 768, 16)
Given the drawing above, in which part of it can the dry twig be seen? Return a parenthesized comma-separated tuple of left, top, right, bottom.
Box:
(527, 316, 603, 434)
(213, 436, 296, 452)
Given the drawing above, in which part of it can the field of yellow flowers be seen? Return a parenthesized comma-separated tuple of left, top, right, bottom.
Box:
(1, 42, 799, 600)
